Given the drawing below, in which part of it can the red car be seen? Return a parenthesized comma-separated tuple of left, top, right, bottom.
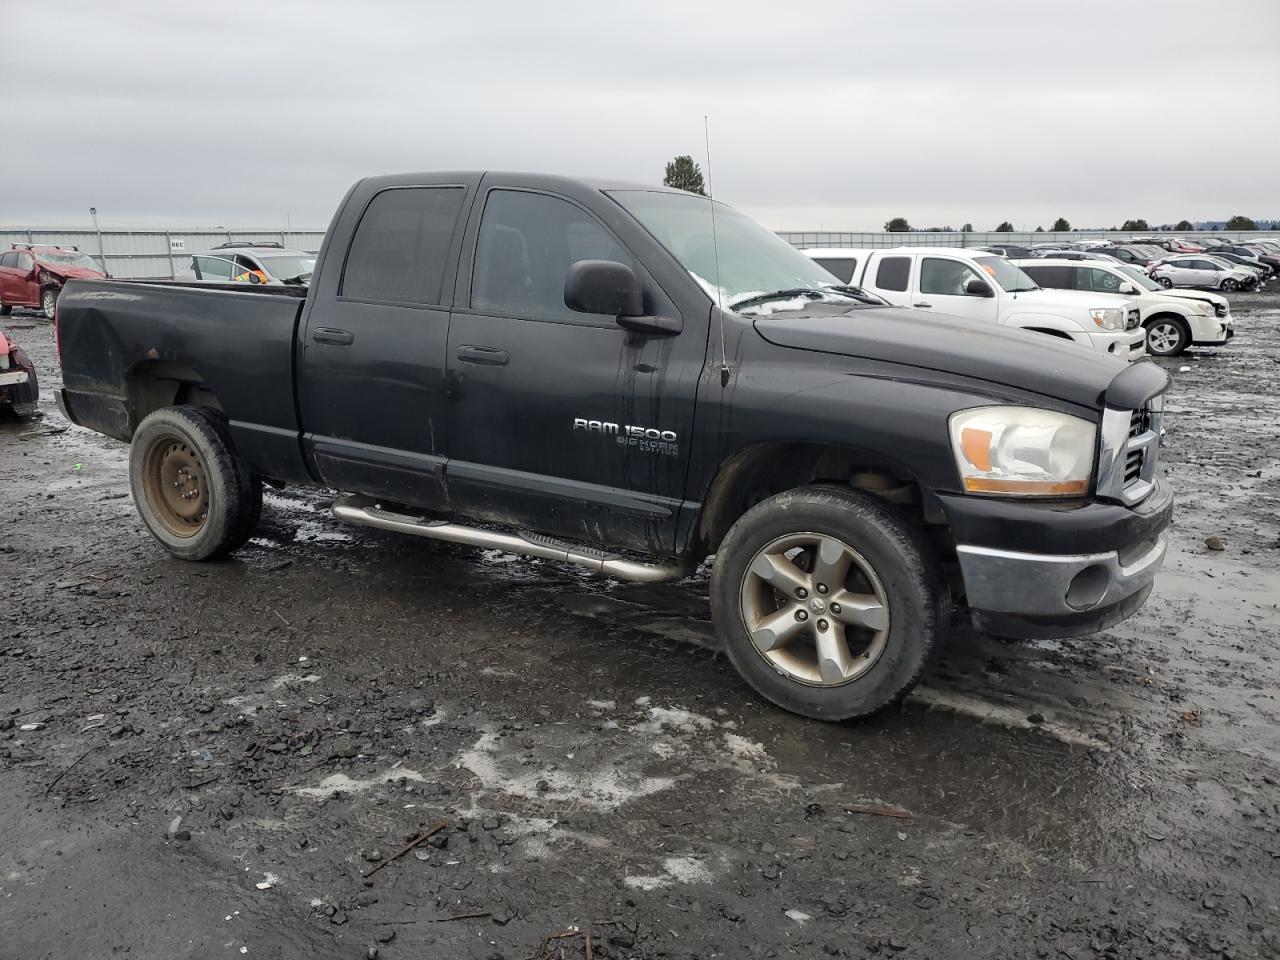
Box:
(0, 244, 107, 319)
(0, 326, 39, 417)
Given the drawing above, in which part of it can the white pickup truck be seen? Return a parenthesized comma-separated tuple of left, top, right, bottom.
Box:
(803, 247, 1146, 361)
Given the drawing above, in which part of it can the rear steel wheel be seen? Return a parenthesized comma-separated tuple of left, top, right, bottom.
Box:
(141, 436, 209, 537)
(740, 532, 890, 686)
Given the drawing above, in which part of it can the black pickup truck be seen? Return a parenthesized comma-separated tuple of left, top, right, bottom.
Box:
(55, 171, 1174, 720)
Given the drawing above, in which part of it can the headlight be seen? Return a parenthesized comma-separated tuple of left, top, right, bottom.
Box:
(949, 406, 1096, 497)
(1088, 307, 1123, 330)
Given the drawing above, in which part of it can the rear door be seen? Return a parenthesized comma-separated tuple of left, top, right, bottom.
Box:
(441, 181, 701, 554)
(297, 177, 477, 509)
(861, 253, 914, 306)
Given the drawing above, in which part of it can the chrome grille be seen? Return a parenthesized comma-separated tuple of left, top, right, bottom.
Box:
(1098, 396, 1164, 506)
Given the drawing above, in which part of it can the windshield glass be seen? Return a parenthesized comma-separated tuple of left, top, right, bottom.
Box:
(973, 255, 1038, 292)
(1116, 264, 1161, 291)
(258, 255, 316, 278)
(37, 251, 101, 270)
(608, 190, 857, 311)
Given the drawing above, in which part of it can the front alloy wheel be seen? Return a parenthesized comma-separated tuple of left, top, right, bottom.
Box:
(711, 485, 946, 720)
(1220, 278, 1239, 292)
(1155, 276, 1173, 288)
(740, 533, 890, 686)
(41, 287, 58, 320)
(1145, 318, 1189, 357)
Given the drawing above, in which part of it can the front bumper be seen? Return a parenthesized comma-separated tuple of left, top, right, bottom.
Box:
(1191, 317, 1232, 346)
(942, 478, 1174, 639)
(1091, 327, 1146, 362)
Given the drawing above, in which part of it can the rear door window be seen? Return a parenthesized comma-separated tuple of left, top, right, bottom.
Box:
(342, 186, 467, 305)
(874, 256, 910, 292)
(1023, 264, 1074, 289)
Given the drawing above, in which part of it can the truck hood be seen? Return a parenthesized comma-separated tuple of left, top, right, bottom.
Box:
(752, 305, 1159, 411)
(1007, 287, 1137, 313)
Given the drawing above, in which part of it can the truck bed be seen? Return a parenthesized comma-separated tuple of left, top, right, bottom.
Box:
(56, 278, 313, 482)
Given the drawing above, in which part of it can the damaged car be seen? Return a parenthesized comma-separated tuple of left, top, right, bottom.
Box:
(0, 326, 39, 417)
(0, 244, 107, 319)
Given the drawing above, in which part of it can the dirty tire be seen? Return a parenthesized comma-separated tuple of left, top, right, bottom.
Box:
(0, 302, 10, 315)
(1220, 278, 1239, 292)
(1145, 316, 1190, 357)
(129, 406, 258, 560)
(711, 485, 946, 721)
(41, 287, 58, 320)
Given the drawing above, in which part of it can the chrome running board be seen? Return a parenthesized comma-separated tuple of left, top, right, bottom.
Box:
(331, 494, 691, 583)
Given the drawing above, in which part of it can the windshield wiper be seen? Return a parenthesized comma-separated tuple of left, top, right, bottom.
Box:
(728, 288, 826, 310)
(283, 273, 312, 286)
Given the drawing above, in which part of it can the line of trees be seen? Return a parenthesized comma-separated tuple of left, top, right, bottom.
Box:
(659, 159, 1269, 233)
(876, 214, 1268, 233)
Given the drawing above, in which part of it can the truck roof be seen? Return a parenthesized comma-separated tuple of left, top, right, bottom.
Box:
(358, 170, 687, 196)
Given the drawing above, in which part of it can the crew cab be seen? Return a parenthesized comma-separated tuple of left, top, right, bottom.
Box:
(802, 247, 1146, 360)
(0, 244, 106, 319)
(1015, 258, 1233, 356)
(54, 172, 1174, 721)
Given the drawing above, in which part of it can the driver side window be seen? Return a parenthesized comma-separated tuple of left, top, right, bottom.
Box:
(471, 190, 632, 323)
(920, 257, 982, 296)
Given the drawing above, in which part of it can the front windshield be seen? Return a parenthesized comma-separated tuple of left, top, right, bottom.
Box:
(37, 251, 101, 270)
(1116, 264, 1162, 292)
(258, 255, 316, 278)
(973, 255, 1038, 292)
(609, 190, 863, 311)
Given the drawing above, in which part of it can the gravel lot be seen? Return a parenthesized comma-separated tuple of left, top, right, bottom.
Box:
(2, 297, 1278, 960)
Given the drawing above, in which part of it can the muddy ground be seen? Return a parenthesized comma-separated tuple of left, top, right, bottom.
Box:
(2, 297, 1278, 960)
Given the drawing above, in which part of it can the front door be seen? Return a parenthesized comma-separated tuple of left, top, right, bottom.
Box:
(914, 256, 994, 322)
(442, 185, 702, 555)
(297, 180, 476, 510)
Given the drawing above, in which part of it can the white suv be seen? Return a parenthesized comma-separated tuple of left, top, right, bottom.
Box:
(1015, 259, 1233, 356)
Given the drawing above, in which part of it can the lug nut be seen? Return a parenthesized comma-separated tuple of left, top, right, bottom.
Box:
(795, 610, 808, 622)
(817, 619, 829, 632)
(795, 587, 808, 599)
(816, 583, 828, 595)
(830, 602, 841, 614)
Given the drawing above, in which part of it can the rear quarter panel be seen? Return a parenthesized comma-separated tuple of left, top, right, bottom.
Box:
(57, 279, 310, 481)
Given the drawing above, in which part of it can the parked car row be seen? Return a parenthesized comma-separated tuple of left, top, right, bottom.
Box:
(802, 245, 1234, 357)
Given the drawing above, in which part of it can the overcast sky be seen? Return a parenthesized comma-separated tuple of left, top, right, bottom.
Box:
(2, 0, 1277, 231)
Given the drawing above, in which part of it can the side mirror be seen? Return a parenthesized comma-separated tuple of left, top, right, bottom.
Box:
(249, 273, 263, 285)
(965, 277, 994, 297)
(1118, 282, 1137, 294)
(564, 259, 643, 317)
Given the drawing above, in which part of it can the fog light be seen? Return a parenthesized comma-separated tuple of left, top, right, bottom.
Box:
(1065, 564, 1109, 610)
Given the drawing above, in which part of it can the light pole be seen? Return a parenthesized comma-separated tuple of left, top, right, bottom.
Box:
(90, 207, 105, 274)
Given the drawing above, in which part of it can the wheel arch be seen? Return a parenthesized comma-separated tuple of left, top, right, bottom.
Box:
(125, 359, 225, 435)
(695, 440, 944, 555)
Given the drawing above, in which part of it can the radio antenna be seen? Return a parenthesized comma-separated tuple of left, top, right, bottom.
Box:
(704, 115, 729, 386)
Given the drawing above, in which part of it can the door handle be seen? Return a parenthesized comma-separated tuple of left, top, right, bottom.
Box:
(913, 301, 933, 308)
(456, 344, 509, 366)
(313, 327, 354, 346)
